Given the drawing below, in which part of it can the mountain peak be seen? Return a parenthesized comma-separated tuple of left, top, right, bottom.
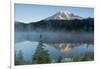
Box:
(45, 11, 83, 20)
(57, 10, 70, 14)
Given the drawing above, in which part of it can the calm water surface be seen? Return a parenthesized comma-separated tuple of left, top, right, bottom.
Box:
(15, 32, 94, 62)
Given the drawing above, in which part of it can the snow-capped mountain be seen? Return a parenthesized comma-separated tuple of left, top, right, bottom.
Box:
(45, 11, 83, 20)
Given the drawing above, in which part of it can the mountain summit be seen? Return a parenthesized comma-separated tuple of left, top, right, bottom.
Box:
(45, 11, 83, 20)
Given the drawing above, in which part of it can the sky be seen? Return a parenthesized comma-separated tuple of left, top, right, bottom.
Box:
(15, 3, 94, 23)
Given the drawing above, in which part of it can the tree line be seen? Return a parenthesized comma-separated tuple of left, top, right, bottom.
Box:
(15, 18, 94, 32)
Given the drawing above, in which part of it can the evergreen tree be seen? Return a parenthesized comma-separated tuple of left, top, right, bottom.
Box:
(15, 50, 20, 65)
(32, 34, 51, 64)
(15, 50, 25, 65)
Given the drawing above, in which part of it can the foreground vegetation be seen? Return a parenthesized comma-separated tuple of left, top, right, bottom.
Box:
(59, 51, 94, 63)
(15, 51, 94, 65)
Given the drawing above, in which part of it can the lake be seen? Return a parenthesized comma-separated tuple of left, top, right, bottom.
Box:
(15, 32, 94, 63)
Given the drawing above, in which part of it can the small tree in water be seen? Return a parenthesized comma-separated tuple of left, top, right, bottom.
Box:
(32, 34, 51, 64)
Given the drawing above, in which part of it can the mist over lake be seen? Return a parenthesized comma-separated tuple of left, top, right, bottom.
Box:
(15, 31, 94, 43)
